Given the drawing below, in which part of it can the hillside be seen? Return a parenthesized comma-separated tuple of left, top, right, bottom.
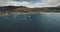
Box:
(0, 6, 60, 15)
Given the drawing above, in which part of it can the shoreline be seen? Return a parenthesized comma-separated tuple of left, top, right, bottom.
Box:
(0, 12, 60, 16)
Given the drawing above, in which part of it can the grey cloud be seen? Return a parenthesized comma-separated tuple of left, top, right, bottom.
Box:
(0, 0, 60, 7)
(14, 0, 40, 1)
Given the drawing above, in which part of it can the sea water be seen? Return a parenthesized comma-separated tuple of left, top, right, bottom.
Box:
(0, 13, 60, 32)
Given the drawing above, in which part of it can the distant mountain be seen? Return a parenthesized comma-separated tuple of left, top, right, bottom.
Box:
(0, 6, 27, 11)
(0, 6, 60, 12)
(44, 7, 60, 10)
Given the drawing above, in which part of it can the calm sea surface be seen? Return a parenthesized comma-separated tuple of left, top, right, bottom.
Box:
(0, 13, 60, 32)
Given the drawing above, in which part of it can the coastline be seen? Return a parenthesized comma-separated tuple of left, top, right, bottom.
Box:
(0, 12, 60, 16)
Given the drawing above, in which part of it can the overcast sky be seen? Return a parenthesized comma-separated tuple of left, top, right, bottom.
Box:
(0, 0, 60, 8)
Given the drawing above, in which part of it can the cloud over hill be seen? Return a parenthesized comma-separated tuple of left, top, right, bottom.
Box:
(0, 0, 60, 8)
